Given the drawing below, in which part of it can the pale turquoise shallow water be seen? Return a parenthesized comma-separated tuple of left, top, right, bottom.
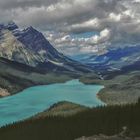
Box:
(0, 79, 104, 127)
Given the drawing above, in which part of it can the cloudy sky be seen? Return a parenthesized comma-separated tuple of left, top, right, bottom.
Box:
(0, 0, 140, 55)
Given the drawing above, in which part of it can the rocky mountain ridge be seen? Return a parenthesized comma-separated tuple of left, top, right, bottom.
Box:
(0, 22, 93, 74)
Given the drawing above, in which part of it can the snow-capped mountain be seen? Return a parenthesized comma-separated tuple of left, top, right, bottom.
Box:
(0, 22, 93, 73)
(72, 46, 140, 73)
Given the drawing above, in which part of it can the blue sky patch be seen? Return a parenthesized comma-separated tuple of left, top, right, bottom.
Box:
(71, 31, 99, 39)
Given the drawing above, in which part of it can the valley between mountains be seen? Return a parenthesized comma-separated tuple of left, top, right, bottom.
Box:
(0, 22, 95, 97)
(0, 22, 140, 106)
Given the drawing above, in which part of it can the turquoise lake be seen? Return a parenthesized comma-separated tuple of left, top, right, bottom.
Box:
(0, 79, 104, 127)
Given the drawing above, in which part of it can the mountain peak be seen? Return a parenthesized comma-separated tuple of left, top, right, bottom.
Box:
(0, 21, 18, 31)
(0, 22, 93, 73)
(24, 26, 37, 32)
(6, 21, 18, 31)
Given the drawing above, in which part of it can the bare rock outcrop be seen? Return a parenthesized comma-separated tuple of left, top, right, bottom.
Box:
(75, 127, 140, 140)
(0, 87, 10, 97)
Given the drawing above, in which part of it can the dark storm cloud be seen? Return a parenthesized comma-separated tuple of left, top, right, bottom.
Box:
(0, 0, 140, 55)
(0, 0, 59, 9)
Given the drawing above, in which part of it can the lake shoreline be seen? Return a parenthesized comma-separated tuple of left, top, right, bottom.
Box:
(0, 79, 104, 127)
(80, 71, 140, 105)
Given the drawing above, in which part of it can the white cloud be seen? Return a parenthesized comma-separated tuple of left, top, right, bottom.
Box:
(109, 13, 121, 22)
(133, 0, 140, 3)
(44, 29, 111, 55)
(64, 18, 101, 33)
(89, 28, 111, 44)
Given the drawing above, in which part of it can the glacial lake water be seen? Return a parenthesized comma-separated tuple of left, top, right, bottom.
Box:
(0, 79, 104, 127)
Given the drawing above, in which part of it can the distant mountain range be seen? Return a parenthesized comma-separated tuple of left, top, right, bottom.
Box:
(1, 21, 140, 96)
(73, 46, 140, 77)
(0, 22, 93, 74)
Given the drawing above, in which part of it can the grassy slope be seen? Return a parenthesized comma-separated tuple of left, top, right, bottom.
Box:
(0, 101, 140, 140)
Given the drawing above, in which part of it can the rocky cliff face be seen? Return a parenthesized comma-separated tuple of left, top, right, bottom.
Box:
(0, 22, 93, 74)
(75, 127, 137, 140)
(0, 88, 10, 97)
(0, 29, 44, 66)
(0, 22, 65, 66)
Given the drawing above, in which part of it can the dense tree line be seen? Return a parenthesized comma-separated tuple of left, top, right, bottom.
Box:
(0, 100, 140, 140)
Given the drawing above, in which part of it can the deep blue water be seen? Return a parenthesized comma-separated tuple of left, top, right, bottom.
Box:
(0, 80, 104, 127)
